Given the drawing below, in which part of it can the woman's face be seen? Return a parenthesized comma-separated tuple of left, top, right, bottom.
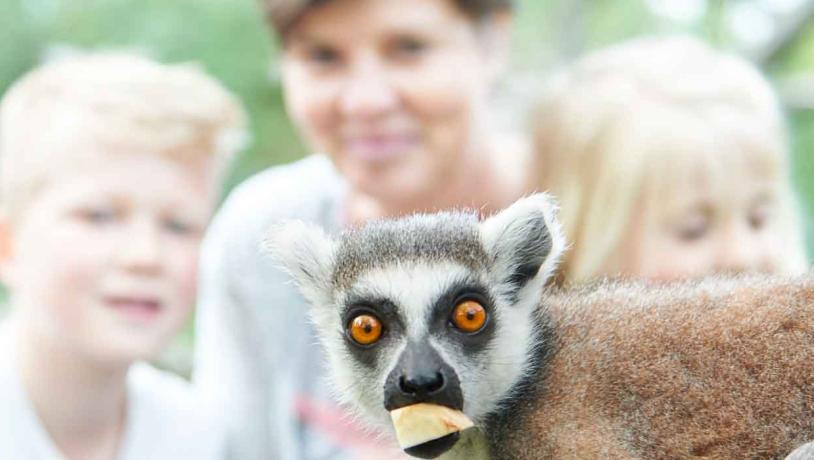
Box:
(281, 0, 507, 204)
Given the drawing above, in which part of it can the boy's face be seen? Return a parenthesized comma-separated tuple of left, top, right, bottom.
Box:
(1, 153, 215, 364)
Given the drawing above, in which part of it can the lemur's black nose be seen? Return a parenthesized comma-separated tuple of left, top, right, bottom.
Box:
(384, 341, 463, 412)
(398, 371, 445, 397)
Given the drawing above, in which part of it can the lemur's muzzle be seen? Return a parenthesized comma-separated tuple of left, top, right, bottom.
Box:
(384, 342, 465, 458)
(384, 341, 464, 412)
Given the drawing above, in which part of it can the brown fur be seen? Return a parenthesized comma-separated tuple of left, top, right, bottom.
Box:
(490, 274, 814, 459)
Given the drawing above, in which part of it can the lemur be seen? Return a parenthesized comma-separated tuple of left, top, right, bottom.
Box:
(266, 193, 814, 459)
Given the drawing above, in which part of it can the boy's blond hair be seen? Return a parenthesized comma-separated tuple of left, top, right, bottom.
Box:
(533, 36, 807, 283)
(0, 52, 247, 221)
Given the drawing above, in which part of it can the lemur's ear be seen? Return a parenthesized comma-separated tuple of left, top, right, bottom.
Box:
(479, 193, 565, 297)
(263, 220, 336, 306)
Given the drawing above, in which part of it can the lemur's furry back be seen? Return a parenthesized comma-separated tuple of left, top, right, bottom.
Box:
(266, 193, 814, 459)
(492, 276, 814, 459)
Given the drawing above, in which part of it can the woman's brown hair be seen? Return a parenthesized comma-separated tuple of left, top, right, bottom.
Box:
(261, 0, 513, 37)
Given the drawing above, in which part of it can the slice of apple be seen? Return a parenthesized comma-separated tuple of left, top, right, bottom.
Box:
(390, 403, 474, 449)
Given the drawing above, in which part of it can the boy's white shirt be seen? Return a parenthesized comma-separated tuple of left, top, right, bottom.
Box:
(0, 318, 226, 460)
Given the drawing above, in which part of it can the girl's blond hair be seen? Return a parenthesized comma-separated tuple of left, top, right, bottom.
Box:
(533, 36, 807, 283)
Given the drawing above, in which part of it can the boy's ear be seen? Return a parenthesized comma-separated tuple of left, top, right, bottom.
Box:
(479, 193, 565, 298)
(262, 220, 337, 307)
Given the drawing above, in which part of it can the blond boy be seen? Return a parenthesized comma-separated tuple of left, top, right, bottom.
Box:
(0, 53, 245, 460)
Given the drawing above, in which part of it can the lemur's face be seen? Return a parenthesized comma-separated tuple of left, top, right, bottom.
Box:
(268, 194, 564, 456)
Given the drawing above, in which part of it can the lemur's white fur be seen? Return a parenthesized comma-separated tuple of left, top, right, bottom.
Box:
(264, 219, 335, 307)
(342, 261, 548, 426)
(479, 194, 566, 297)
(266, 193, 566, 447)
(338, 263, 475, 429)
(268, 194, 814, 459)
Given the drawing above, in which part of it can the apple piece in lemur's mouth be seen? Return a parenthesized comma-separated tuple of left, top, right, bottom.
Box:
(390, 403, 475, 458)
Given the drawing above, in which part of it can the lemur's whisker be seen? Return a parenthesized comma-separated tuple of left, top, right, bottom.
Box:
(268, 193, 814, 458)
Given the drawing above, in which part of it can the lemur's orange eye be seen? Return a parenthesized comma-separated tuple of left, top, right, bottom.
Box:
(451, 300, 487, 333)
(349, 314, 383, 345)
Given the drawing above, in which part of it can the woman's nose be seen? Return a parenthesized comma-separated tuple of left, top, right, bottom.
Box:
(338, 57, 398, 120)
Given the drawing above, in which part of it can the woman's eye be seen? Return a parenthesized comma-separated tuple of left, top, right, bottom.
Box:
(307, 45, 341, 67)
(450, 300, 487, 334)
(391, 37, 428, 59)
(348, 314, 383, 346)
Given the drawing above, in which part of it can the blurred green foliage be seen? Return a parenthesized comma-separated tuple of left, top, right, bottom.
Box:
(0, 0, 307, 191)
(0, 0, 812, 257)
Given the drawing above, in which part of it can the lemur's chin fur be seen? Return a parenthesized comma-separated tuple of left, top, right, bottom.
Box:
(267, 193, 814, 459)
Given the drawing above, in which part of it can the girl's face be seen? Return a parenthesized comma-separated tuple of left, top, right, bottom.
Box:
(616, 158, 795, 281)
(280, 0, 507, 203)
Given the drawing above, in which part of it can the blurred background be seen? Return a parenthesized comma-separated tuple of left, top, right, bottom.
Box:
(1, 0, 813, 245)
(1, 0, 813, 370)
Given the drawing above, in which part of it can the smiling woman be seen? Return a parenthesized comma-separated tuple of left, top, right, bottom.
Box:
(191, 0, 535, 459)
(278, 0, 525, 220)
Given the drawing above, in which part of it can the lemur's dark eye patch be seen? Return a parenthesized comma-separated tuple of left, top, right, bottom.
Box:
(349, 314, 383, 345)
(451, 300, 487, 333)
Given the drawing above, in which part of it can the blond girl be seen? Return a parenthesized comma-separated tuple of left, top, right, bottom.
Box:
(533, 36, 808, 284)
